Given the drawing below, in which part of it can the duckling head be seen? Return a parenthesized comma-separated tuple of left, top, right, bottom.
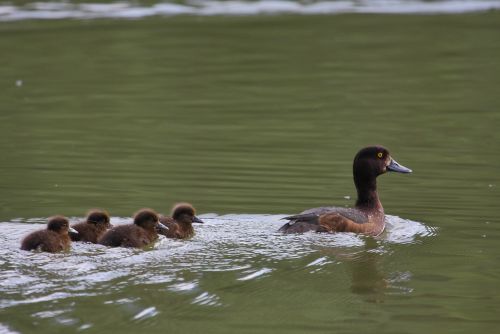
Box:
(172, 203, 204, 224)
(86, 209, 112, 228)
(47, 215, 77, 235)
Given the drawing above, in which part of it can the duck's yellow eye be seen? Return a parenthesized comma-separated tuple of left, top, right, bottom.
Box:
(377, 152, 383, 158)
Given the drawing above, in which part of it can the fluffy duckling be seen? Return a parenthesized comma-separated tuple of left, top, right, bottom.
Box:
(70, 209, 112, 243)
(98, 208, 167, 248)
(20, 215, 77, 252)
(159, 203, 204, 239)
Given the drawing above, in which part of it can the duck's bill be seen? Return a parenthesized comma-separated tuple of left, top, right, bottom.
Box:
(193, 216, 204, 224)
(387, 159, 412, 173)
(156, 222, 169, 233)
(69, 227, 79, 234)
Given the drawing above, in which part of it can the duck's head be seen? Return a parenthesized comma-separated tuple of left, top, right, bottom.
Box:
(47, 215, 77, 235)
(133, 208, 168, 233)
(353, 146, 412, 179)
(86, 209, 112, 229)
(172, 203, 204, 224)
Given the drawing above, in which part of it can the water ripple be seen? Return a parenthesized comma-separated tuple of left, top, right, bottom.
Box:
(132, 306, 159, 321)
(0, 213, 435, 309)
(0, 323, 21, 334)
(191, 292, 222, 306)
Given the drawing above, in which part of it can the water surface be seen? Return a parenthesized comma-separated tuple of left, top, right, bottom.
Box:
(1, 214, 434, 333)
(1, 6, 500, 334)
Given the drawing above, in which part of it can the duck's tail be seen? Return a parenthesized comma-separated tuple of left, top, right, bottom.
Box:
(278, 213, 321, 233)
(282, 213, 320, 224)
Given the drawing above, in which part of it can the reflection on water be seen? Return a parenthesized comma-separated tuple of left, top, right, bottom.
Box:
(344, 239, 411, 303)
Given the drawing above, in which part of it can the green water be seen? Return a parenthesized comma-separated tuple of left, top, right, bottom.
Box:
(1, 12, 500, 334)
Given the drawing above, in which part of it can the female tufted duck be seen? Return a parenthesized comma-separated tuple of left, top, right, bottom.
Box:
(279, 146, 412, 236)
(98, 208, 167, 248)
(159, 203, 204, 239)
(21, 215, 77, 252)
(70, 209, 112, 243)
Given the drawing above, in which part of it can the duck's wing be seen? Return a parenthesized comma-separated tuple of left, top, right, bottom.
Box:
(278, 213, 321, 233)
(283, 207, 361, 225)
(300, 206, 339, 215)
(300, 207, 369, 224)
(282, 213, 320, 225)
(279, 207, 370, 234)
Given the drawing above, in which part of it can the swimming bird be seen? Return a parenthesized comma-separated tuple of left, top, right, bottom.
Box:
(20, 215, 77, 252)
(98, 208, 168, 248)
(70, 209, 112, 243)
(159, 203, 204, 239)
(279, 146, 412, 236)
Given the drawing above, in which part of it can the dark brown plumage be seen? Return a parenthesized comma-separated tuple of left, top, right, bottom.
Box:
(159, 203, 204, 239)
(98, 208, 166, 248)
(20, 215, 75, 253)
(279, 146, 412, 236)
(70, 209, 112, 243)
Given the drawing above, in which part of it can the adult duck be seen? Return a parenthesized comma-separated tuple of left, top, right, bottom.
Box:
(278, 146, 412, 236)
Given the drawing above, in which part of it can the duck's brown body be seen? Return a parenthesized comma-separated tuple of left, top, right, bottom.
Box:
(160, 216, 195, 239)
(98, 209, 165, 248)
(158, 203, 203, 240)
(20, 216, 73, 253)
(70, 210, 112, 243)
(98, 224, 159, 248)
(279, 206, 385, 236)
(21, 230, 72, 252)
(279, 146, 411, 236)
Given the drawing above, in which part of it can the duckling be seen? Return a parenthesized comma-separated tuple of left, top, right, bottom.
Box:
(70, 209, 112, 243)
(159, 203, 204, 239)
(279, 146, 412, 236)
(98, 208, 167, 248)
(20, 215, 77, 252)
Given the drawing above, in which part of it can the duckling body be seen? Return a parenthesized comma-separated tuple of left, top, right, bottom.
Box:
(160, 216, 195, 239)
(279, 146, 411, 236)
(21, 216, 76, 253)
(98, 224, 157, 248)
(159, 203, 203, 239)
(70, 210, 112, 243)
(98, 209, 166, 248)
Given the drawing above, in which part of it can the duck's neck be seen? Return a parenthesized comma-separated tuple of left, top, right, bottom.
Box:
(354, 174, 383, 211)
(93, 223, 107, 232)
(177, 220, 194, 232)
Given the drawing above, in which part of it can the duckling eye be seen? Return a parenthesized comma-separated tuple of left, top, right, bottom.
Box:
(377, 152, 383, 159)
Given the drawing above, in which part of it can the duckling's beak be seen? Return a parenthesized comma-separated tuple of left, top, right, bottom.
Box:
(69, 227, 78, 234)
(156, 222, 169, 233)
(192, 216, 204, 224)
(387, 159, 412, 173)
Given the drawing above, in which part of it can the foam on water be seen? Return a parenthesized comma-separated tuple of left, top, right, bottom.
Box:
(0, 324, 21, 334)
(0, 213, 435, 308)
(0, 0, 499, 21)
